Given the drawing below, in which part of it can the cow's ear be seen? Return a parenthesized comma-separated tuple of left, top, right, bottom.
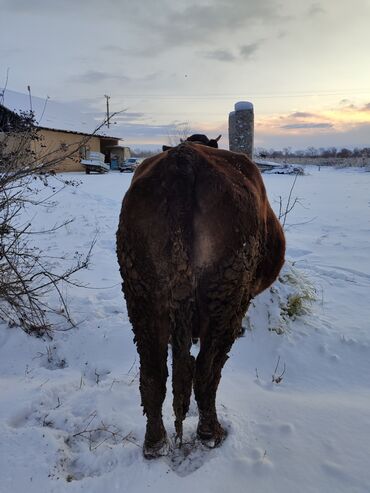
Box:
(162, 145, 172, 151)
(209, 137, 221, 148)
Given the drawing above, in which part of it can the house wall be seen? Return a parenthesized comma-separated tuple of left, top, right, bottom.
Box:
(36, 129, 102, 172)
(0, 130, 35, 168)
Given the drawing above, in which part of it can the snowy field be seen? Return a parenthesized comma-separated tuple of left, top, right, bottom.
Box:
(0, 166, 369, 493)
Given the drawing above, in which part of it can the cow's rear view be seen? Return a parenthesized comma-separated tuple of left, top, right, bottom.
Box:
(116, 142, 285, 458)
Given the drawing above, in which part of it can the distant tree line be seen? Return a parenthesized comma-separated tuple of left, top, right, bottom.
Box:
(130, 146, 370, 160)
(131, 148, 161, 158)
(255, 146, 370, 159)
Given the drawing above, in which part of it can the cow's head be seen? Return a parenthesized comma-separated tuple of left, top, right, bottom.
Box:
(186, 134, 221, 148)
(162, 134, 221, 152)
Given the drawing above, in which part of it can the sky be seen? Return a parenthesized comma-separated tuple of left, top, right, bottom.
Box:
(1, 0, 370, 150)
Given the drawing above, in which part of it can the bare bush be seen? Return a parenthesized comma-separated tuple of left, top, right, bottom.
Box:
(70, 410, 137, 452)
(278, 172, 301, 229)
(0, 107, 96, 336)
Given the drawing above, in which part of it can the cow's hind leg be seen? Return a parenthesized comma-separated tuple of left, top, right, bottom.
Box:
(194, 267, 251, 447)
(194, 324, 235, 447)
(133, 313, 170, 459)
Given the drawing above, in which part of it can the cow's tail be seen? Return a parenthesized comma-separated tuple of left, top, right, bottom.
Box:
(165, 144, 199, 445)
(171, 292, 196, 445)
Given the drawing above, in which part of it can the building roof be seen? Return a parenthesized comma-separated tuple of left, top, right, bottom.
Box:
(0, 89, 122, 140)
(36, 125, 120, 140)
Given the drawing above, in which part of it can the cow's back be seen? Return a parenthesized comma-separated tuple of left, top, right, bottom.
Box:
(117, 143, 284, 297)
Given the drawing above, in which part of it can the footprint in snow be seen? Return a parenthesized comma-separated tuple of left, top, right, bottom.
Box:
(96, 289, 118, 301)
(8, 407, 32, 428)
(322, 461, 353, 483)
(252, 448, 274, 468)
(164, 434, 217, 477)
(233, 448, 274, 472)
(286, 248, 312, 258)
(279, 423, 295, 435)
(316, 235, 328, 245)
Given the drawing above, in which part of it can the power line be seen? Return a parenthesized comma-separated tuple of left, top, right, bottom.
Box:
(106, 88, 370, 101)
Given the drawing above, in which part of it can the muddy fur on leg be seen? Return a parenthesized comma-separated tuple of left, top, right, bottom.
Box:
(192, 250, 255, 445)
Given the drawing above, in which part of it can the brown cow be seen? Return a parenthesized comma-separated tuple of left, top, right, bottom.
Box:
(116, 140, 285, 458)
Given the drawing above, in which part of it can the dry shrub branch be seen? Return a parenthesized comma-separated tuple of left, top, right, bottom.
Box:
(0, 104, 112, 336)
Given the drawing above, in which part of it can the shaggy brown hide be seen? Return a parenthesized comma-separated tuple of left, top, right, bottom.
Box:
(116, 142, 285, 458)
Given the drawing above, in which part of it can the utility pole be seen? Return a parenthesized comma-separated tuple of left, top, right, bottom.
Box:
(104, 94, 110, 128)
(27, 85, 33, 112)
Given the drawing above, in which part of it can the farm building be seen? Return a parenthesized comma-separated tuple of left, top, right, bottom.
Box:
(0, 89, 128, 172)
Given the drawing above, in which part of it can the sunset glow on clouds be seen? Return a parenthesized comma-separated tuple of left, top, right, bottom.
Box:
(188, 100, 370, 150)
(251, 101, 370, 148)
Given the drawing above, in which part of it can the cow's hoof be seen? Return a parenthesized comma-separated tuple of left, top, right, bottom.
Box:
(143, 436, 170, 459)
(197, 424, 227, 448)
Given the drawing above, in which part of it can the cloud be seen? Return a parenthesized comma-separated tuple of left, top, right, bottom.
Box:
(239, 42, 261, 59)
(133, 0, 281, 54)
(113, 121, 187, 143)
(289, 111, 318, 118)
(2, 0, 282, 58)
(161, 0, 279, 41)
(307, 2, 325, 16)
(276, 30, 287, 39)
(333, 101, 370, 114)
(100, 45, 131, 56)
(0, 47, 20, 56)
(69, 70, 160, 85)
(258, 121, 370, 149)
(69, 70, 131, 85)
(262, 100, 370, 140)
(203, 50, 236, 62)
(201, 40, 262, 63)
(113, 112, 146, 121)
(281, 122, 333, 129)
(1, 0, 78, 12)
(92, 111, 146, 122)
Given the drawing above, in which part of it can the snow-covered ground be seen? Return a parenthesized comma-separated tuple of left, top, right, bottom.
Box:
(1, 166, 369, 493)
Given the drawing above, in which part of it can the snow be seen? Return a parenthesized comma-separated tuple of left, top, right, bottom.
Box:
(1, 89, 119, 138)
(235, 101, 254, 111)
(1, 166, 370, 492)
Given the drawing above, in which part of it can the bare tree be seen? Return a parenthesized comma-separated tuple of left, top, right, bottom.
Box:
(167, 122, 193, 147)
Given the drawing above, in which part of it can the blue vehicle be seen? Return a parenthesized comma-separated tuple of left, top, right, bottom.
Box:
(119, 157, 142, 173)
